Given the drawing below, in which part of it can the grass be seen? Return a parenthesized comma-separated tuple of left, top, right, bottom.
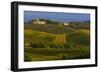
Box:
(24, 22, 90, 62)
(24, 47, 90, 61)
(24, 29, 66, 47)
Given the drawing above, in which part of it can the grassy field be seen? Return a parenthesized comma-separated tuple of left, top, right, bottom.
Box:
(24, 48, 90, 61)
(24, 22, 90, 62)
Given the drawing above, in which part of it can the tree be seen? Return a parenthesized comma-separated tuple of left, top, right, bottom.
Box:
(40, 34, 55, 48)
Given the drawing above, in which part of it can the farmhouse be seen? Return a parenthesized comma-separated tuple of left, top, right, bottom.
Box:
(32, 18, 46, 24)
(63, 22, 69, 26)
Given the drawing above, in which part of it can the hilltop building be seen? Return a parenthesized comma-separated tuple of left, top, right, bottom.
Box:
(32, 18, 46, 24)
(63, 22, 69, 26)
(32, 18, 69, 26)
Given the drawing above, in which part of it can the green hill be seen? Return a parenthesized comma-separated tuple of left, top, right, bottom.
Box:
(24, 22, 90, 62)
(66, 30, 90, 49)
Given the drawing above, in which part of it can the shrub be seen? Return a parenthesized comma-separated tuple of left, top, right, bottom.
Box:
(58, 54, 68, 59)
(24, 55, 32, 62)
(30, 42, 45, 48)
(49, 43, 59, 48)
(66, 30, 90, 49)
(63, 44, 70, 49)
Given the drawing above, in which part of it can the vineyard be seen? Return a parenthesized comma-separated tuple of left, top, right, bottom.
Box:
(24, 21, 90, 62)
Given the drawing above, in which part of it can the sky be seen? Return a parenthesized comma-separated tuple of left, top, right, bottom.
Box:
(24, 11, 90, 23)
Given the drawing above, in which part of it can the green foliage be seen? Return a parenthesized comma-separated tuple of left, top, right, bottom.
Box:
(24, 21, 90, 61)
(24, 48, 90, 61)
(25, 24, 75, 34)
(63, 44, 71, 49)
(69, 21, 90, 29)
(49, 43, 63, 48)
(24, 54, 32, 62)
(71, 31, 89, 45)
(66, 30, 90, 49)
(30, 42, 45, 48)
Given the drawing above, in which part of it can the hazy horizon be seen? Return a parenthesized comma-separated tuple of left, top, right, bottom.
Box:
(24, 11, 90, 23)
